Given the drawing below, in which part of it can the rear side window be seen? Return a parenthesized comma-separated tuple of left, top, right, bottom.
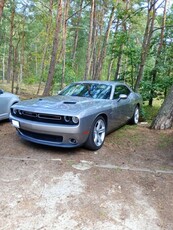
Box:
(113, 85, 131, 99)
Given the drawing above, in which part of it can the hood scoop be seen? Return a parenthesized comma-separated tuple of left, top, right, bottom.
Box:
(63, 101, 76, 104)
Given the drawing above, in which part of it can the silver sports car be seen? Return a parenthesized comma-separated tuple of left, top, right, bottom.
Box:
(10, 81, 142, 150)
(0, 89, 20, 121)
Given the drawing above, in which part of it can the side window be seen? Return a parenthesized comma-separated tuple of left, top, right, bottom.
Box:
(113, 85, 130, 99)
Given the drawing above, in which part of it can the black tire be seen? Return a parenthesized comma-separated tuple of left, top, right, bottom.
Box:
(130, 106, 139, 125)
(85, 116, 106, 150)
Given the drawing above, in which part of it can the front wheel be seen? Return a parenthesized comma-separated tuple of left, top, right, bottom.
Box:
(85, 116, 106, 150)
(130, 106, 139, 125)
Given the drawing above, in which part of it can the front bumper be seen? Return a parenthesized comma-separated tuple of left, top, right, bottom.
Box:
(10, 115, 90, 148)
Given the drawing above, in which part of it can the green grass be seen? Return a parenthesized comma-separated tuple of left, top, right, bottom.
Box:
(158, 133, 173, 149)
(108, 125, 145, 147)
(142, 99, 163, 123)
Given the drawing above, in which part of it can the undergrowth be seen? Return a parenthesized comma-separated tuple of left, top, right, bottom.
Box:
(141, 100, 163, 124)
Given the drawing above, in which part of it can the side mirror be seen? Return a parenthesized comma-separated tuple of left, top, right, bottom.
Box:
(0, 89, 4, 95)
(118, 94, 127, 102)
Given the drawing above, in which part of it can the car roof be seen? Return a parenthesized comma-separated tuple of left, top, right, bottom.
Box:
(75, 80, 127, 87)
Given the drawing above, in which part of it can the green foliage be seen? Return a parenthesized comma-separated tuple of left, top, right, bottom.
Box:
(23, 75, 39, 85)
(0, 0, 173, 102)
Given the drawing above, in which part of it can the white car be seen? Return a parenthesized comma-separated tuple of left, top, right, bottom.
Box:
(0, 89, 20, 121)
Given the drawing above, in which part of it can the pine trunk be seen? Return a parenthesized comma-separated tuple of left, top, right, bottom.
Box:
(114, 44, 123, 80)
(83, 0, 95, 80)
(37, 0, 53, 95)
(71, 0, 83, 66)
(134, 0, 156, 92)
(43, 0, 62, 96)
(0, 0, 5, 18)
(94, 6, 115, 80)
(150, 84, 173, 130)
(61, 0, 70, 89)
(148, 0, 167, 106)
(6, 4, 15, 83)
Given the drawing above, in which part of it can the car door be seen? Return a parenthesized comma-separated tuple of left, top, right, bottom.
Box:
(0, 91, 9, 119)
(111, 85, 132, 128)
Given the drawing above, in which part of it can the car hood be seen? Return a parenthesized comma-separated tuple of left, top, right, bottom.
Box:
(12, 95, 107, 116)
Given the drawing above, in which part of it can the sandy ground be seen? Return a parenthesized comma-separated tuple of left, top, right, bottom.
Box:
(0, 121, 173, 230)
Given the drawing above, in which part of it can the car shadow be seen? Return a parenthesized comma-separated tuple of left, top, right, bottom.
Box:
(0, 119, 10, 124)
(20, 138, 83, 156)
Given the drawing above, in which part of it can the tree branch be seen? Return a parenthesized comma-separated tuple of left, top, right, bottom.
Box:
(66, 2, 90, 22)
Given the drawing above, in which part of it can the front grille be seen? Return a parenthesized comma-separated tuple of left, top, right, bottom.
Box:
(19, 129, 63, 143)
(11, 109, 76, 125)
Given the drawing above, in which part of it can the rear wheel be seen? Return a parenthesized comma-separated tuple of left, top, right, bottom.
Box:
(130, 106, 139, 124)
(85, 116, 106, 150)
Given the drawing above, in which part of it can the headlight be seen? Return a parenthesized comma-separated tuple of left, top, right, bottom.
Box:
(72, 116, 79, 124)
(18, 110, 22, 115)
(64, 116, 70, 122)
(13, 109, 18, 115)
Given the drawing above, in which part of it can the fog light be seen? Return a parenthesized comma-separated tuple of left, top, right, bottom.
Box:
(69, 138, 77, 144)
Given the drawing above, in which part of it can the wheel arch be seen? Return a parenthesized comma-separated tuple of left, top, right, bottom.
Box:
(84, 113, 107, 150)
(95, 113, 108, 130)
(8, 99, 19, 115)
(136, 103, 140, 108)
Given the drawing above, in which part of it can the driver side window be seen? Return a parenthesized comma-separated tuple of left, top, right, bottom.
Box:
(114, 85, 130, 99)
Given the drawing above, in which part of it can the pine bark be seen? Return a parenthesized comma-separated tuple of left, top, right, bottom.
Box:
(43, 0, 62, 96)
(71, 0, 83, 66)
(37, 0, 53, 95)
(114, 44, 123, 80)
(83, 0, 95, 80)
(12, 44, 19, 93)
(134, 0, 156, 92)
(94, 6, 115, 80)
(150, 84, 173, 130)
(0, 0, 5, 18)
(114, 1, 129, 81)
(148, 0, 168, 106)
(6, 3, 15, 83)
(61, 0, 70, 89)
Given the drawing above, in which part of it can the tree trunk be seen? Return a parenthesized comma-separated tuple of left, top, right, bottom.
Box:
(148, 0, 168, 106)
(134, 0, 156, 92)
(37, 0, 53, 95)
(90, 1, 97, 79)
(107, 58, 113, 81)
(83, 0, 95, 80)
(71, 0, 83, 66)
(150, 84, 173, 130)
(12, 40, 20, 93)
(2, 43, 6, 82)
(94, 6, 115, 80)
(18, 17, 25, 92)
(61, 0, 70, 89)
(0, 0, 5, 18)
(92, 2, 105, 80)
(12, 48, 17, 93)
(6, 3, 15, 83)
(114, 0, 129, 81)
(114, 44, 123, 80)
(43, 0, 62, 96)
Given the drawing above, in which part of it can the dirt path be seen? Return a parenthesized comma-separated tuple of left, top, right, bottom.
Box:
(0, 121, 173, 230)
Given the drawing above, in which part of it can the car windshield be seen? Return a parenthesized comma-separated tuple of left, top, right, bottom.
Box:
(59, 83, 112, 99)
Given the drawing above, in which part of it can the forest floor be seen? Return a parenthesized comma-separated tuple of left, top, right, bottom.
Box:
(0, 120, 173, 230)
